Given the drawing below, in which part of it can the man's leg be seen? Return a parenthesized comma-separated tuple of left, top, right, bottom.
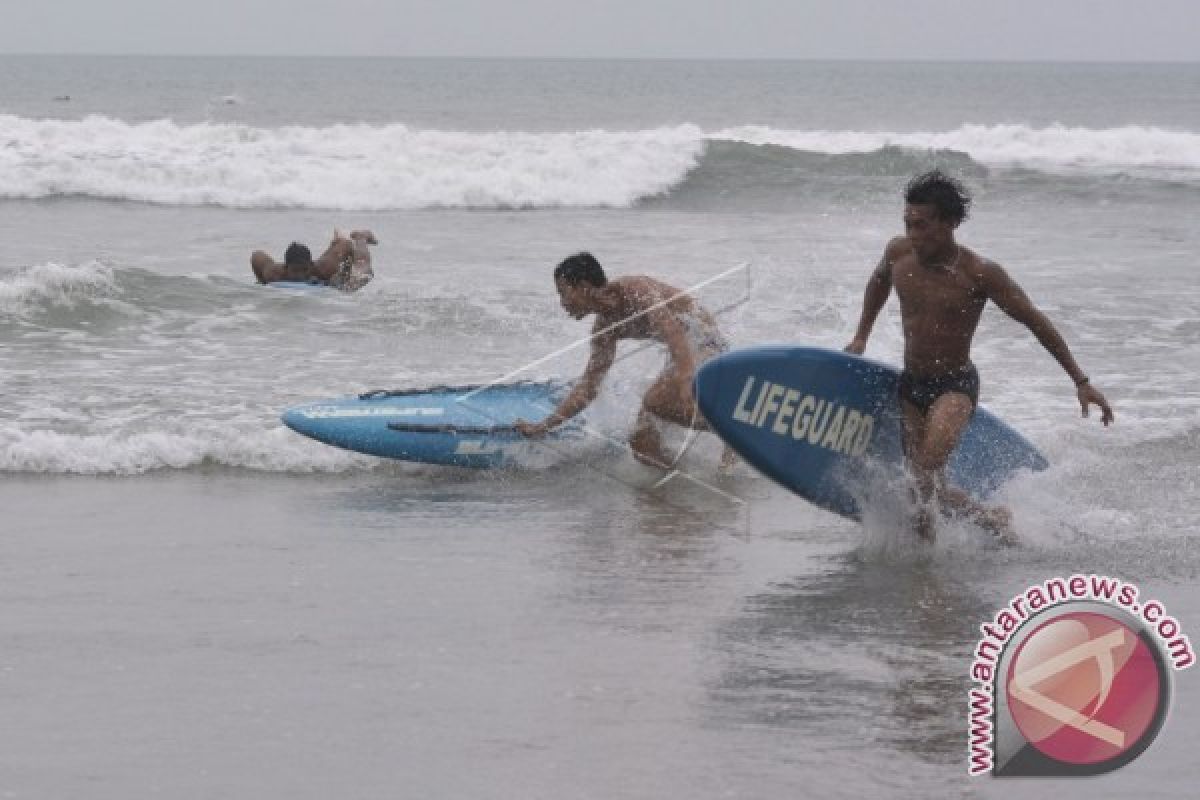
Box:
(910, 392, 973, 492)
(629, 370, 685, 468)
(638, 362, 739, 471)
(642, 367, 694, 428)
(629, 407, 672, 469)
(899, 398, 936, 540)
(911, 393, 1014, 543)
(313, 235, 354, 283)
(939, 484, 1014, 542)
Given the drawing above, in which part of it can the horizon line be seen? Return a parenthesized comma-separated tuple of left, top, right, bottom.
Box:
(0, 52, 1197, 66)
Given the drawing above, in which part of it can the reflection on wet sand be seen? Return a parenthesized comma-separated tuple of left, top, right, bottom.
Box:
(708, 551, 994, 765)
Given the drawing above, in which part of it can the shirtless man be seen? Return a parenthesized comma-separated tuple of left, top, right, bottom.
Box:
(845, 171, 1113, 542)
(251, 229, 377, 291)
(515, 252, 733, 469)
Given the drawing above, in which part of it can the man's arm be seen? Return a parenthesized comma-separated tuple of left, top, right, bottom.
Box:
(516, 330, 617, 436)
(980, 260, 1114, 425)
(845, 239, 898, 354)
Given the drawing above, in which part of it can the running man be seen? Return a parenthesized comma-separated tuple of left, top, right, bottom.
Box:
(251, 229, 377, 291)
(845, 171, 1113, 542)
(515, 252, 734, 470)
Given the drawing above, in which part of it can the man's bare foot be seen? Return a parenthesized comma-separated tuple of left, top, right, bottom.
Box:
(977, 506, 1018, 546)
(914, 506, 936, 542)
(629, 425, 672, 470)
(630, 437, 673, 469)
(633, 449, 673, 469)
(717, 446, 737, 475)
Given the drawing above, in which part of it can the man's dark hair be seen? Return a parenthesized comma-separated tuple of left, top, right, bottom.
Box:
(554, 252, 607, 287)
(284, 242, 314, 267)
(905, 170, 972, 226)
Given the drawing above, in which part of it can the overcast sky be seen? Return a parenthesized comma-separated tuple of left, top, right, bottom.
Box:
(2, 0, 1197, 61)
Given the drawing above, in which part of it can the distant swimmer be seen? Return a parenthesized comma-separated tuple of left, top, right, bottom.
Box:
(845, 170, 1113, 544)
(251, 229, 377, 290)
(515, 252, 736, 471)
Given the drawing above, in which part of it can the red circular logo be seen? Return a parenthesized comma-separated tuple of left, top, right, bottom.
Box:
(1006, 611, 1163, 766)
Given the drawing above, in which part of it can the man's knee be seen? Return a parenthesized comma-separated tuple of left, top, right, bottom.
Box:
(912, 445, 949, 473)
(646, 374, 700, 425)
(630, 421, 659, 446)
(642, 381, 674, 416)
(910, 462, 937, 492)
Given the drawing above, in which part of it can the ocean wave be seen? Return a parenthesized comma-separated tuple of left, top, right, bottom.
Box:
(1, 115, 1198, 210)
(714, 124, 1200, 175)
(0, 115, 705, 209)
(2, 411, 1193, 476)
(643, 141, 988, 210)
(0, 424, 375, 474)
(0, 260, 117, 313)
(0, 261, 237, 321)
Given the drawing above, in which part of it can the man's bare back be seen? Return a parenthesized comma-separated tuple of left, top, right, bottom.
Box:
(590, 276, 722, 359)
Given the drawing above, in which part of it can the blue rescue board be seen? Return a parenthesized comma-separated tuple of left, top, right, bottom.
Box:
(282, 382, 572, 468)
(694, 346, 1048, 519)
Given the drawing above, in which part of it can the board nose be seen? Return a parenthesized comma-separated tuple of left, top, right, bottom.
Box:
(281, 406, 312, 435)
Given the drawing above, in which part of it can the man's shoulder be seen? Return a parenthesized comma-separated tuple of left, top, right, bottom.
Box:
(878, 237, 914, 274)
(605, 275, 640, 297)
(961, 248, 1003, 279)
(615, 275, 683, 304)
(615, 274, 674, 291)
(884, 236, 914, 262)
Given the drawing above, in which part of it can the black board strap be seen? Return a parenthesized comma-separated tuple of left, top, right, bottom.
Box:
(360, 380, 560, 401)
(387, 422, 520, 435)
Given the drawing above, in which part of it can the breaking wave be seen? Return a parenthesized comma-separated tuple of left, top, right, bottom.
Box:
(2, 115, 1198, 210)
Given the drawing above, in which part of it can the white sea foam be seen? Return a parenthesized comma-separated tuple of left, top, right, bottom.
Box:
(0, 424, 375, 475)
(2, 115, 1197, 211)
(0, 115, 706, 209)
(0, 260, 116, 313)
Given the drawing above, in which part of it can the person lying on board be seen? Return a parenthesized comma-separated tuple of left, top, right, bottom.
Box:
(515, 252, 735, 471)
(845, 170, 1113, 544)
(251, 229, 377, 290)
